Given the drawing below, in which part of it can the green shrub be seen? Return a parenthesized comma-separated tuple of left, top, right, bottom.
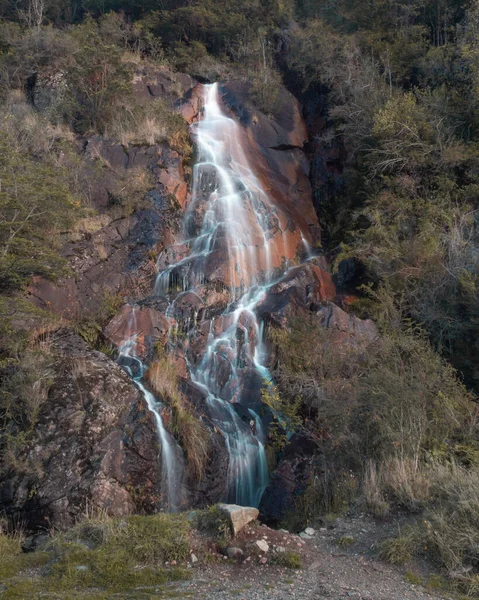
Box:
(380, 533, 416, 565)
(271, 550, 302, 569)
(194, 506, 232, 541)
(0, 131, 80, 291)
(336, 536, 356, 548)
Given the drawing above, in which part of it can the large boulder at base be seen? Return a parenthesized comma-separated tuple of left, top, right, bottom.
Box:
(0, 330, 165, 530)
(217, 503, 259, 536)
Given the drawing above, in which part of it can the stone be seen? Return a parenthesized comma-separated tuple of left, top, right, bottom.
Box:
(275, 546, 286, 553)
(255, 540, 269, 553)
(305, 527, 315, 536)
(105, 305, 169, 360)
(217, 503, 259, 537)
(226, 547, 244, 560)
(300, 532, 312, 540)
(190, 553, 198, 564)
(259, 557, 268, 565)
(0, 331, 166, 529)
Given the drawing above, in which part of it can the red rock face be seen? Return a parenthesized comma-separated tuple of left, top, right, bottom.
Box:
(256, 261, 337, 329)
(154, 148, 190, 210)
(105, 305, 170, 359)
(219, 82, 321, 252)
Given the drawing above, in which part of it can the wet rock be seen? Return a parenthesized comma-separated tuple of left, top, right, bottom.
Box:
(220, 81, 320, 249)
(259, 438, 315, 526)
(217, 504, 259, 537)
(256, 261, 336, 328)
(105, 304, 170, 359)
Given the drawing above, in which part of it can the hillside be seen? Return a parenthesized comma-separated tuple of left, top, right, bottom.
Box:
(1, 1, 479, 598)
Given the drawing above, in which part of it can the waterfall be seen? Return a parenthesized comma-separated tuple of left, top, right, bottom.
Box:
(117, 309, 185, 512)
(153, 83, 303, 507)
(118, 82, 311, 509)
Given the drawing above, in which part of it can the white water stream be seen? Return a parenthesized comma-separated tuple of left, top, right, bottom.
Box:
(118, 83, 310, 509)
(154, 83, 304, 507)
(117, 310, 185, 512)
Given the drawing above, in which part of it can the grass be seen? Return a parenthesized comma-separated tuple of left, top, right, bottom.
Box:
(336, 536, 356, 548)
(193, 506, 232, 541)
(380, 533, 415, 565)
(0, 529, 50, 579)
(147, 357, 210, 480)
(104, 98, 192, 159)
(405, 571, 423, 585)
(271, 551, 302, 569)
(0, 514, 191, 599)
(380, 464, 479, 598)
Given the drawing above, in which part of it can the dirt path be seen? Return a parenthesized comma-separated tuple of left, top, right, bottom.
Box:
(166, 516, 452, 600)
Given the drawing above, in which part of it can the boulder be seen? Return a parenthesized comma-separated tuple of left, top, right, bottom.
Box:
(217, 503, 259, 537)
(104, 304, 170, 360)
(0, 330, 167, 530)
(256, 261, 337, 328)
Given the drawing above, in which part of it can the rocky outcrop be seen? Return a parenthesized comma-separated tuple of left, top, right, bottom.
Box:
(259, 434, 317, 526)
(218, 503, 259, 536)
(220, 81, 321, 253)
(27, 139, 186, 318)
(104, 304, 170, 359)
(27, 64, 197, 319)
(0, 331, 164, 530)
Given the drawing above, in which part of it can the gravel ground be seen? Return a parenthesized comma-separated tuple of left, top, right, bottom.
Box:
(163, 517, 452, 600)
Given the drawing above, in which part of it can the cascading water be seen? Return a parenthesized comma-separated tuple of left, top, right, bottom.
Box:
(152, 83, 309, 507)
(116, 82, 312, 508)
(117, 309, 185, 512)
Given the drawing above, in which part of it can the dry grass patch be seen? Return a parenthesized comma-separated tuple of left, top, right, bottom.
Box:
(147, 357, 210, 480)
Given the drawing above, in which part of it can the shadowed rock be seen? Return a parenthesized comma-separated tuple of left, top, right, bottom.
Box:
(0, 330, 164, 530)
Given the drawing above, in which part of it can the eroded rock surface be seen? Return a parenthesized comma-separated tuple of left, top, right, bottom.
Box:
(0, 331, 164, 530)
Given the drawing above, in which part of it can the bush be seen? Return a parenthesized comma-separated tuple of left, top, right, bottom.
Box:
(271, 550, 302, 569)
(0, 130, 80, 291)
(0, 337, 55, 476)
(58, 16, 132, 134)
(270, 315, 476, 520)
(194, 505, 232, 541)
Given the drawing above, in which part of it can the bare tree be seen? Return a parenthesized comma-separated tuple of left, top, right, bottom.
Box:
(19, 0, 45, 30)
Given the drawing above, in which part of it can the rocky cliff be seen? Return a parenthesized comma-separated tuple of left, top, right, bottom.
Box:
(1, 64, 376, 529)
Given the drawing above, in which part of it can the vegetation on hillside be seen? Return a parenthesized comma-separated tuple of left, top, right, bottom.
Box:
(0, 0, 479, 594)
